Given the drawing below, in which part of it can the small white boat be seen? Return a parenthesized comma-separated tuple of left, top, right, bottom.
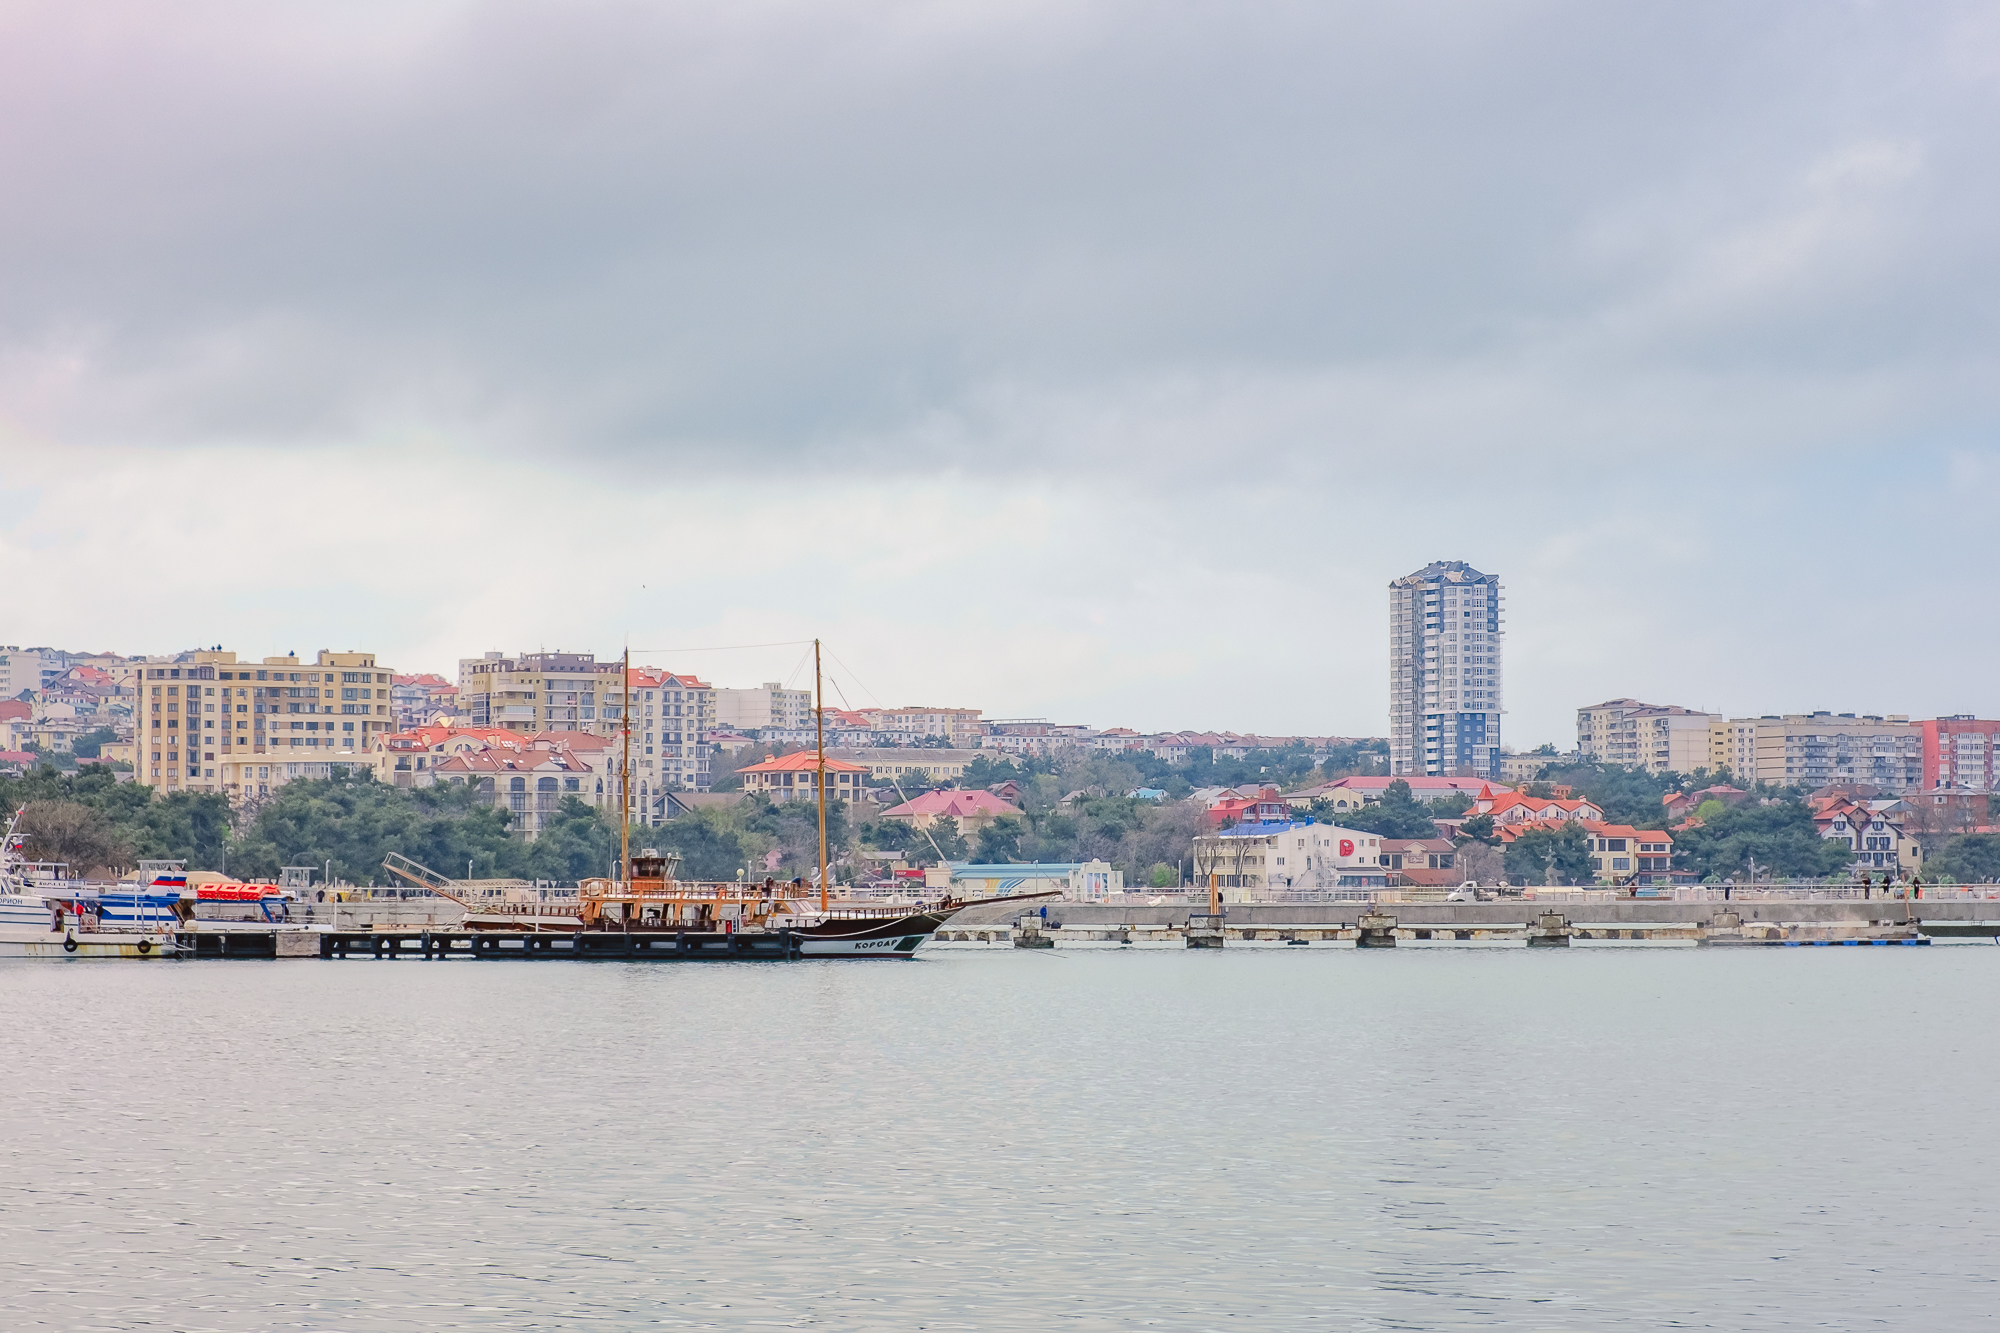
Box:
(0, 808, 182, 959)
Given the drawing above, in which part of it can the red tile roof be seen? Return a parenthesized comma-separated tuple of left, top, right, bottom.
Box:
(738, 752, 867, 774)
(882, 789, 1019, 820)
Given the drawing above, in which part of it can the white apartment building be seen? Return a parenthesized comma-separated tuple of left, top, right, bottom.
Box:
(1389, 561, 1503, 778)
(1576, 700, 1720, 774)
(714, 682, 813, 734)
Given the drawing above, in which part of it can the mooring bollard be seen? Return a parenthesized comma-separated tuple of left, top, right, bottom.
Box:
(1356, 910, 1398, 948)
(1526, 911, 1571, 948)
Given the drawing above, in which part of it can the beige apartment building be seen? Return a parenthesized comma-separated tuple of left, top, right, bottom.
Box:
(455, 652, 716, 792)
(1711, 718, 1759, 781)
(1576, 700, 1720, 774)
(715, 682, 812, 733)
(834, 748, 978, 784)
(862, 706, 984, 748)
(1713, 713, 1921, 790)
(133, 649, 393, 801)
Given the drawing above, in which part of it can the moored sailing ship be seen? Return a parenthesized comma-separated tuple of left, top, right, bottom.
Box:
(382, 640, 1046, 958)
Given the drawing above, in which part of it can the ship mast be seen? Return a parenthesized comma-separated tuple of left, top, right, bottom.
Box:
(620, 643, 631, 881)
(815, 638, 829, 915)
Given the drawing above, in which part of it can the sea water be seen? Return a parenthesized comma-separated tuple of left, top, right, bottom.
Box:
(2, 947, 1996, 1330)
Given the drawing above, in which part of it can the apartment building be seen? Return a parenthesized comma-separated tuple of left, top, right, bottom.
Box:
(1388, 561, 1503, 778)
(390, 673, 457, 730)
(457, 652, 604, 733)
(715, 682, 813, 734)
(1710, 717, 1759, 781)
(0, 646, 66, 697)
(133, 649, 393, 800)
(835, 748, 978, 784)
(1576, 700, 1720, 774)
(624, 667, 718, 797)
(1919, 716, 2000, 792)
(864, 706, 983, 748)
(1726, 713, 1922, 790)
(456, 652, 715, 794)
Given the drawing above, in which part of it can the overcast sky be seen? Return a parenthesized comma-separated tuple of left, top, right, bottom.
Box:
(3, 1, 1997, 745)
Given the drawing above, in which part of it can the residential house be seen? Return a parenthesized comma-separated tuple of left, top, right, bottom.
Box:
(430, 747, 598, 839)
(1811, 795, 1923, 875)
(1661, 784, 1751, 822)
(1472, 788, 1605, 825)
(1291, 774, 1509, 814)
(1581, 824, 1677, 885)
(1208, 787, 1291, 827)
(734, 751, 869, 803)
(880, 789, 1020, 840)
(1192, 822, 1388, 900)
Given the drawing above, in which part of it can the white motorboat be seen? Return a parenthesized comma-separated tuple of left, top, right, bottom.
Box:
(0, 808, 182, 959)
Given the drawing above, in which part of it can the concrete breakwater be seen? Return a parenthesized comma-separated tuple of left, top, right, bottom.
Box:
(932, 898, 2000, 947)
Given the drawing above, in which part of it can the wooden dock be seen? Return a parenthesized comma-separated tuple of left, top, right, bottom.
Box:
(174, 926, 805, 960)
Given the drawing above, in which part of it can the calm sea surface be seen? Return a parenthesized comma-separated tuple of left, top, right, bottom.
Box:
(3, 946, 1997, 1331)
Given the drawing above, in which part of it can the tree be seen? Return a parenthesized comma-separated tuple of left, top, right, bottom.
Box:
(927, 815, 969, 861)
(654, 806, 760, 881)
(70, 727, 118, 759)
(1456, 813, 1497, 845)
(1503, 823, 1592, 885)
(522, 797, 619, 882)
(1673, 801, 1851, 881)
(1334, 779, 1440, 839)
(1922, 834, 2000, 884)
(973, 814, 1024, 862)
(1147, 862, 1176, 888)
(17, 800, 127, 876)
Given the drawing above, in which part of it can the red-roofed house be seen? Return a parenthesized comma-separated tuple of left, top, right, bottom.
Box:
(1580, 822, 1678, 885)
(1209, 787, 1291, 827)
(735, 751, 869, 804)
(881, 788, 1020, 838)
(1661, 784, 1751, 821)
(1474, 789, 1605, 825)
(1296, 775, 1511, 814)
(431, 747, 600, 838)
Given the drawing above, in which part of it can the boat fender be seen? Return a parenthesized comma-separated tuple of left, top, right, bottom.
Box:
(136, 938, 152, 955)
(63, 934, 78, 953)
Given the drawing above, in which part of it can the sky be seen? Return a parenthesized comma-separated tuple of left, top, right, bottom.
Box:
(2, 0, 1998, 747)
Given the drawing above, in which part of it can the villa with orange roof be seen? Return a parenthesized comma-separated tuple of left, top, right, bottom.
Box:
(734, 751, 869, 804)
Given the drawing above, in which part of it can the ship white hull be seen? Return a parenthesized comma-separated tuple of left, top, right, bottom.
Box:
(794, 933, 930, 959)
(0, 928, 179, 958)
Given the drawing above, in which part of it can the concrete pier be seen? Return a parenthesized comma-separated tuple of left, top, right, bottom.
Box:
(934, 897, 1995, 948)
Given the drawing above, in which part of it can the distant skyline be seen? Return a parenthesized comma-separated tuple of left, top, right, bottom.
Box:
(5, 2, 2000, 748)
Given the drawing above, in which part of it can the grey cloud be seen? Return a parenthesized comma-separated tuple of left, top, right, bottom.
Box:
(0, 0, 1995, 484)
